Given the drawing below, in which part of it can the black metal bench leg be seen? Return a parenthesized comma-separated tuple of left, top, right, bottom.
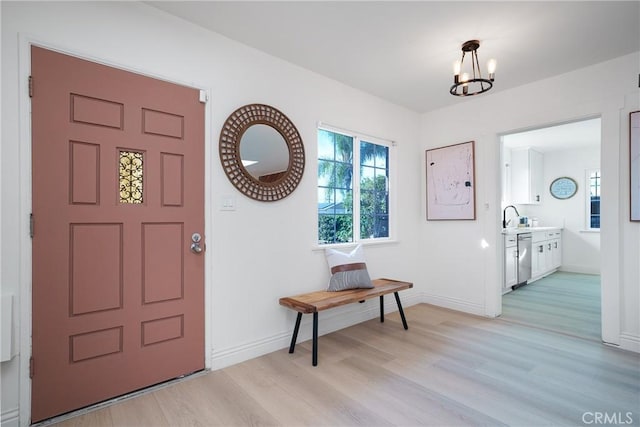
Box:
(289, 312, 302, 353)
(380, 295, 384, 322)
(394, 291, 408, 330)
(312, 312, 318, 366)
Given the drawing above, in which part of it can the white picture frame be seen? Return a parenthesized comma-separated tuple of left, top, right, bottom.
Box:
(426, 141, 476, 220)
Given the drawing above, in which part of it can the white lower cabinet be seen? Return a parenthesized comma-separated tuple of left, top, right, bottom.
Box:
(532, 240, 546, 279)
(551, 237, 562, 269)
(531, 230, 562, 282)
(504, 235, 518, 290)
(504, 228, 562, 290)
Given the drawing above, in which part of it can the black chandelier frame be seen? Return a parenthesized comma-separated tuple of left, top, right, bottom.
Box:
(450, 40, 494, 97)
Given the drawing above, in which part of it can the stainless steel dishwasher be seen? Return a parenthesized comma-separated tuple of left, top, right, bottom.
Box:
(516, 233, 532, 287)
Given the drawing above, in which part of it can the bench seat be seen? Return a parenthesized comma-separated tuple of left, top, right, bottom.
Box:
(279, 278, 413, 366)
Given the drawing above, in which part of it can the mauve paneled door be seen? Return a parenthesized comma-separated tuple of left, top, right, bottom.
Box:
(30, 46, 205, 422)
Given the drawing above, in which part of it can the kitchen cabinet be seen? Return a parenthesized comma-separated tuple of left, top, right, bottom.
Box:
(532, 240, 546, 278)
(531, 229, 562, 281)
(503, 228, 562, 289)
(551, 234, 562, 269)
(509, 148, 543, 204)
(504, 235, 518, 291)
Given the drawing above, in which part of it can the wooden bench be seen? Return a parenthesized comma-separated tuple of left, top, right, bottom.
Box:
(279, 278, 413, 366)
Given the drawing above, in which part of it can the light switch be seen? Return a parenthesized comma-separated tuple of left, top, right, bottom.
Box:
(221, 196, 236, 211)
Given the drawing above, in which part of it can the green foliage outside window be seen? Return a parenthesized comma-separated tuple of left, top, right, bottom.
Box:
(317, 129, 390, 244)
(318, 214, 353, 244)
(359, 174, 389, 239)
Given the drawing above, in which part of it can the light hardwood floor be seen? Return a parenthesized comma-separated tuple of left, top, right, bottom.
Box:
(502, 272, 601, 341)
(50, 303, 639, 427)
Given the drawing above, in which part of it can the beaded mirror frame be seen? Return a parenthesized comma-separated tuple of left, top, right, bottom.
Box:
(219, 104, 305, 202)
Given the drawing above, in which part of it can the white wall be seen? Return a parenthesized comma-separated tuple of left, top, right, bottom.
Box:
(2, 2, 639, 426)
(1, 2, 422, 425)
(514, 146, 601, 274)
(419, 52, 639, 349)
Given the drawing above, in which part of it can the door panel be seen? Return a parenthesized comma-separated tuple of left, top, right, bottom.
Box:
(31, 46, 205, 422)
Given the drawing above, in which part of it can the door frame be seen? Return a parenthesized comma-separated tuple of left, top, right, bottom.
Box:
(18, 35, 213, 426)
(490, 109, 623, 347)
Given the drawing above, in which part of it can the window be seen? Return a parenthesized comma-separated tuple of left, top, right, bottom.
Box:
(586, 169, 600, 230)
(317, 127, 393, 245)
(119, 150, 144, 204)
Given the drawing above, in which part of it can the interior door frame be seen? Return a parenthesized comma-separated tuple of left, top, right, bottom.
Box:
(491, 111, 622, 347)
(18, 35, 213, 426)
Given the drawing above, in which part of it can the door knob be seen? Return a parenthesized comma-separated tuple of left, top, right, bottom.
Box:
(190, 233, 203, 253)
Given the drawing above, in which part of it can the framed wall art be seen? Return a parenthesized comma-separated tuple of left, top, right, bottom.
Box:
(631, 110, 640, 221)
(426, 141, 476, 220)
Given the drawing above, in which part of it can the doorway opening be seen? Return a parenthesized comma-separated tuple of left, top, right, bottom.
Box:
(499, 118, 602, 341)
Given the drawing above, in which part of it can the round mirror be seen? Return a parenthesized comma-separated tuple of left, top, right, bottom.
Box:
(219, 104, 305, 202)
(239, 124, 290, 182)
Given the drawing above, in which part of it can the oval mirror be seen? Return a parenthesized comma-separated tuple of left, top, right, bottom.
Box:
(239, 124, 290, 183)
(550, 176, 578, 200)
(219, 104, 305, 202)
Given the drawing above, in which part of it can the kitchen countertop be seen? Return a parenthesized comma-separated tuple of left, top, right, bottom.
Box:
(502, 226, 562, 235)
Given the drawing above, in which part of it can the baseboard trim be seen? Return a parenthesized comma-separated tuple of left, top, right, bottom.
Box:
(211, 332, 291, 370)
(211, 290, 423, 370)
(421, 292, 485, 316)
(1, 407, 20, 427)
(559, 265, 601, 275)
(619, 333, 640, 353)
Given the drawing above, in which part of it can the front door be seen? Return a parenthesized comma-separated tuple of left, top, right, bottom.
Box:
(31, 46, 205, 422)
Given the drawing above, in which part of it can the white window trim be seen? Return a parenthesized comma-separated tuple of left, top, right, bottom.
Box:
(585, 168, 600, 231)
(316, 124, 397, 247)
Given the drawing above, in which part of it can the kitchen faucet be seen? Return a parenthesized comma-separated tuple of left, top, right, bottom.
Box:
(503, 205, 520, 228)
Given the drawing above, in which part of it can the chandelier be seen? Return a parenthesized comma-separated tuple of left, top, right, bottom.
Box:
(450, 40, 496, 97)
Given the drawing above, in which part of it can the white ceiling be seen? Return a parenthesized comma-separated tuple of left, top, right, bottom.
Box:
(147, 1, 639, 114)
(502, 118, 601, 153)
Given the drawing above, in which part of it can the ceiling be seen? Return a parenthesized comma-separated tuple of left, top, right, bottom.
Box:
(502, 118, 601, 153)
(147, 1, 639, 114)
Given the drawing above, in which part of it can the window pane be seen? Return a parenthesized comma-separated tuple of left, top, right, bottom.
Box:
(318, 186, 334, 206)
(334, 162, 353, 190)
(361, 141, 376, 166)
(318, 187, 353, 243)
(588, 169, 601, 229)
(318, 129, 335, 160)
(334, 134, 353, 163)
(375, 145, 388, 169)
(360, 165, 375, 182)
(119, 151, 143, 204)
(590, 171, 601, 197)
(318, 213, 353, 244)
(359, 141, 389, 239)
(317, 129, 354, 244)
(317, 159, 334, 187)
(336, 189, 353, 213)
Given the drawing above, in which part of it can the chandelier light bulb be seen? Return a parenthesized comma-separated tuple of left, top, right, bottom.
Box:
(461, 73, 469, 95)
(453, 60, 461, 76)
(453, 61, 461, 84)
(487, 58, 497, 81)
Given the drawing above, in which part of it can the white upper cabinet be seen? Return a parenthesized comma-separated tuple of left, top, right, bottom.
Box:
(509, 148, 544, 204)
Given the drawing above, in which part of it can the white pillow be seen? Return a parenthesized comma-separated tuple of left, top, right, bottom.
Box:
(324, 244, 374, 292)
